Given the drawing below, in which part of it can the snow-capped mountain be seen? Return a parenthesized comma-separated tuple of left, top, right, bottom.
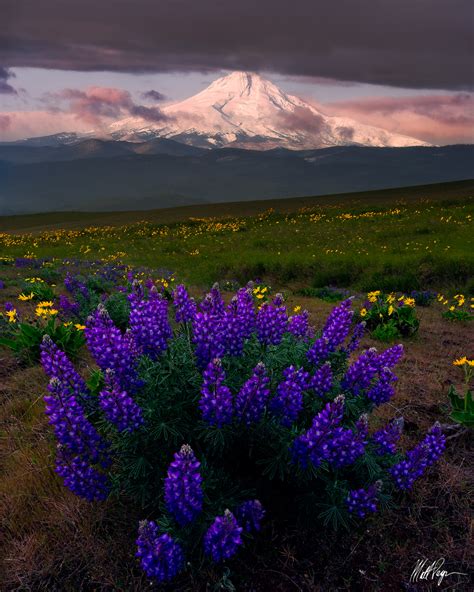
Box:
(107, 71, 428, 150)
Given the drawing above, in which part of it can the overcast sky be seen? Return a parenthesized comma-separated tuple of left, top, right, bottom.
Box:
(1, 0, 473, 143)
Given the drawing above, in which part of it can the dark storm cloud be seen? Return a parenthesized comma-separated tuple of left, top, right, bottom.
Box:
(142, 90, 167, 101)
(1, 0, 472, 90)
(0, 67, 17, 94)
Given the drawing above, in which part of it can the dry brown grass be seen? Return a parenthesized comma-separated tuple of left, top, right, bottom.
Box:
(0, 296, 473, 591)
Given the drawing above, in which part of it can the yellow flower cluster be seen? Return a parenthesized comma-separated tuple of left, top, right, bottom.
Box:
(253, 285, 268, 300)
(18, 292, 34, 301)
(5, 309, 18, 323)
(367, 290, 381, 303)
(35, 300, 58, 319)
(438, 293, 474, 309)
(453, 357, 474, 367)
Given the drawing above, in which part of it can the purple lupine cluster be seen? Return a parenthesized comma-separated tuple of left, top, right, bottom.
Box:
(58, 293, 80, 317)
(270, 366, 310, 427)
(204, 510, 243, 562)
(199, 358, 233, 427)
(390, 423, 445, 490)
(292, 395, 345, 468)
(288, 310, 310, 339)
(45, 378, 108, 464)
(366, 367, 398, 406)
(192, 311, 225, 367)
(376, 344, 404, 370)
(372, 418, 404, 456)
(222, 297, 249, 356)
(41, 335, 88, 398)
(307, 337, 331, 367)
(164, 445, 203, 526)
(345, 321, 366, 354)
(55, 447, 110, 502)
(235, 362, 270, 426)
(309, 362, 333, 397)
(235, 287, 256, 338)
(173, 284, 197, 323)
(346, 482, 381, 518)
(341, 348, 380, 394)
(128, 283, 172, 359)
(64, 273, 90, 300)
(321, 298, 354, 349)
(85, 305, 140, 391)
(325, 415, 367, 468)
(98, 370, 144, 433)
(235, 499, 265, 533)
(256, 294, 288, 346)
(200, 283, 226, 316)
(136, 520, 185, 583)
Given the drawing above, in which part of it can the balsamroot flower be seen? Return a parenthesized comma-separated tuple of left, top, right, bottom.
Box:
(199, 358, 233, 426)
(235, 362, 270, 426)
(128, 283, 172, 358)
(173, 284, 197, 323)
(236, 499, 265, 532)
(41, 335, 88, 398)
(390, 423, 445, 490)
(372, 418, 404, 456)
(256, 293, 288, 346)
(55, 447, 110, 502)
(204, 510, 243, 562)
(164, 445, 203, 526)
(270, 366, 309, 427)
(136, 520, 185, 582)
(98, 369, 144, 433)
(346, 482, 382, 518)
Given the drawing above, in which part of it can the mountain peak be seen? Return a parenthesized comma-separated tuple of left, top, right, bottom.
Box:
(108, 71, 429, 150)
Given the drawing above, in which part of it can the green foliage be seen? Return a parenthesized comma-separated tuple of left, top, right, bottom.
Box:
(371, 321, 401, 342)
(105, 291, 130, 331)
(20, 280, 55, 301)
(448, 386, 474, 428)
(298, 286, 347, 303)
(0, 318, 84, 364)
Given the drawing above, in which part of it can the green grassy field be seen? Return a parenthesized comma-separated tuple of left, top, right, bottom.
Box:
(1, 180, 473, 293)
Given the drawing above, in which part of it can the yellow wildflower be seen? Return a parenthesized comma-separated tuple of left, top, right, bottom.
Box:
(388, 305, 394, 315)
(293, 305, 301, 313)
(449, 306, 455, 312)
(37, 300, 53, 308)
(6, 309, 18, 323)
(467, 360, 474, 367)
(74, 324, 86, 330)
(261, 287, 268, 294)
(367, 290, 380, 303)
(386, 294, 395, 304)
(360, 308, 367, 317)
(18, 292, 34, 301)
(256, 293, 265, 300)
(63, 322, 72, 327)
(453, 357, 467, 366)
(403, 298, 415, 307)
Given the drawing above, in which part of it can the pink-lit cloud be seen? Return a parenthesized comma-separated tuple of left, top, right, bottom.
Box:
(43, 86, 169, 127)
(322, 93, 474, 145)
(0, 114, 12, 131)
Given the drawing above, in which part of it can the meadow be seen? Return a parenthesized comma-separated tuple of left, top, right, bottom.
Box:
(0, 181, 473, 591)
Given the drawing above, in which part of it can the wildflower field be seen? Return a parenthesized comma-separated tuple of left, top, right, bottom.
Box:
(0, 182, 473, 591)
